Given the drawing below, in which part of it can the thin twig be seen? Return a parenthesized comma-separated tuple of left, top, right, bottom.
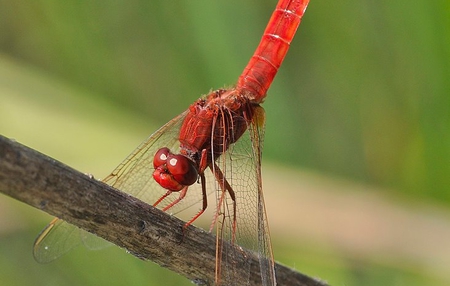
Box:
(0, 135, 328, 286)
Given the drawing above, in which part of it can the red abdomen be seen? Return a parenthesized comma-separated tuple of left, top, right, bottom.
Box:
(237, 0, 309, 101)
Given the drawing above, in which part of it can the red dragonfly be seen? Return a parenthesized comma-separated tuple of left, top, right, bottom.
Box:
(33, 0, 310, 285)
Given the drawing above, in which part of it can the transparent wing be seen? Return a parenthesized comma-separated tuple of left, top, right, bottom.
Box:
(80, 228, 112, 250)
(250, 107, 276, 286)
(34, 110, 210, 261)
(33, 218, 82, 263)
(213, 106, 276, 285)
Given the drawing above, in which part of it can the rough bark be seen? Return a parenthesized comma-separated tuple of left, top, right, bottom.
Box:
(0, 135, 328, 286)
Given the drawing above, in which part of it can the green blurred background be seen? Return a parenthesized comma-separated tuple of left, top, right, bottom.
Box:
(1, 0, 449, 285)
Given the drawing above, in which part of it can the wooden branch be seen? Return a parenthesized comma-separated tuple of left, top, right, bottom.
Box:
(0, 135, 328, 286)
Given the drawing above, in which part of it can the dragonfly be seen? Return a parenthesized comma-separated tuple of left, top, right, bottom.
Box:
(33, 0, 310, 285)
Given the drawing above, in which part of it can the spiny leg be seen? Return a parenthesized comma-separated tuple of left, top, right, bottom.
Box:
(152, 190, 174, 208)
(183, 149, 209, 229)
(160, 186, 189, 212)
(209, 162, 237, 243)
(183, 172, 208, 229)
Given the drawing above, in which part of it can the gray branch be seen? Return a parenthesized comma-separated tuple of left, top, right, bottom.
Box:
(0, 135, 328, 286)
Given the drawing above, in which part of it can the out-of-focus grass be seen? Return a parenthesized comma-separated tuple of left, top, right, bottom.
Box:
(2, 0, 448, 203)
(1, 0, 450, 285)
(0, 55, 151, 175)
(2, 53, 450, 286)
(275, 238, 448, 286)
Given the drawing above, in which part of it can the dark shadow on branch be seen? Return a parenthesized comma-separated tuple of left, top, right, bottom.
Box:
(0, 135, 328, 286)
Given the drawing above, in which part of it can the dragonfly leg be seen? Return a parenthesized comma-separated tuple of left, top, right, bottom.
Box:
(209, 162, 237, 243)
(198, 149, 208, 173)
(183, 172, 208, 229)
(152, 190, 173, 207)
(161, 186, 188, 212)
(182, 148, 210, 229)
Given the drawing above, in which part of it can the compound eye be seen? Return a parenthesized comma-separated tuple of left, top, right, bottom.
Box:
(166, 154, 198, 186)
(153, 147, 171, 168)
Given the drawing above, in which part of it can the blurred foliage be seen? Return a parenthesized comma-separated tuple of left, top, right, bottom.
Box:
(1, 0, 449, 285)
(1, 0, 449, 201)
(1, 0, 449, 202)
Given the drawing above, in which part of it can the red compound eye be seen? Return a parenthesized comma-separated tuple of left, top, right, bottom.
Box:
(166, 154, 198, 186)
(153, 147, 170, 168)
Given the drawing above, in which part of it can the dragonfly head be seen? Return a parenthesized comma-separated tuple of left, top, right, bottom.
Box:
(153, 147, 198, 191)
